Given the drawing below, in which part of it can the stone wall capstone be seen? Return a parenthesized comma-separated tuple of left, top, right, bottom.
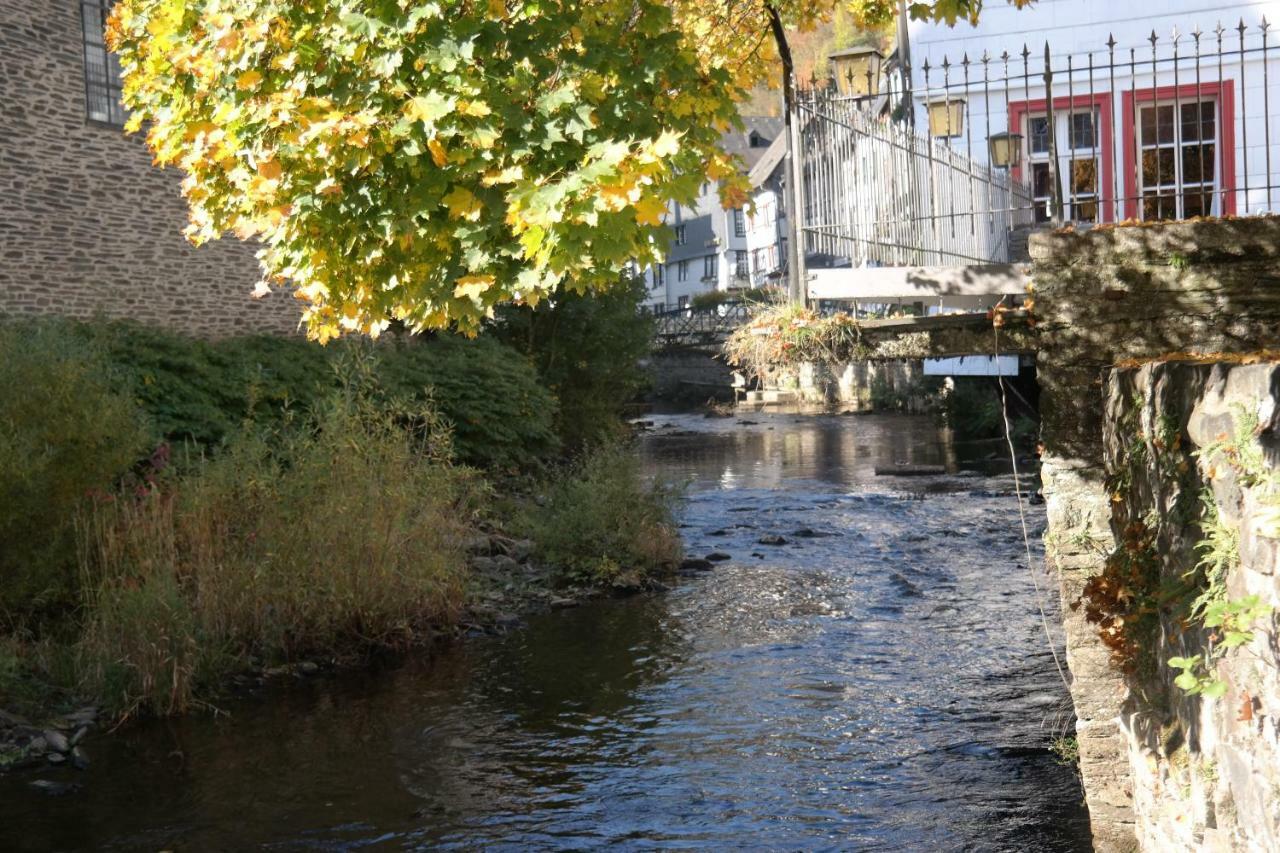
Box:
(0, 2, 302, 338)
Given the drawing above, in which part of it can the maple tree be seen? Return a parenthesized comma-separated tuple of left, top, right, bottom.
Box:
(108, 1, 1024, 339)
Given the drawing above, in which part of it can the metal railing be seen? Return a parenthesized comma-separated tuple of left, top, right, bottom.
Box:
(798, 90, 1034, 267)
(651, 302, 753, 344)
(799, 16, 1280, 266)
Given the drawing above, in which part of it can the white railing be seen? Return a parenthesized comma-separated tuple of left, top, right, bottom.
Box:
(799, 91, 1034, 267)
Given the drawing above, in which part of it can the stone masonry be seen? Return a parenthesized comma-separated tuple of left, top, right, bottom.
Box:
(1032, 218, 1280, 851)
(1105, 361, 1280, 852)
(0, 2, 301, 338)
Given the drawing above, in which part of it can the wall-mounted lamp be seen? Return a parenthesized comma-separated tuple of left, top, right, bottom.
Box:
(987, 131, 1024, 169)
(927, 99, 965, 138)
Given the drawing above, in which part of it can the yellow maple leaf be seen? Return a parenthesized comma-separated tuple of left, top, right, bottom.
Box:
(481, 165, 524, 186)
(256, 158, 282, 181)
(487, 0, 506, 18)
(454, 274, 495, 300)
(458, 100, 492, 117)
(236, 70, 263, 91)
(442, 185, 482, 220)
(634, 195, 666, 226)
(427, 137, 448, 168)
(598, 181, 639, 212)
(651, 131, 681, 158)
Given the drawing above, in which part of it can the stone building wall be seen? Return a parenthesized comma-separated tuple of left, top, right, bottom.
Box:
(750, 359, 929, 410)
(1032, 218, 1280, 851)
(1104, 361, 1280, 852)
(0, 2, 301, 338)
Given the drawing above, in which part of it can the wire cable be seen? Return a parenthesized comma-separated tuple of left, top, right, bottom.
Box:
(994, 323, 1073, 693)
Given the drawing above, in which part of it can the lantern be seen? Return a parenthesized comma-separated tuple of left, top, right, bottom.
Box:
(829, 46, 884, 97)
(927, 99, 965, 138)
(987, 131, 1024, 169)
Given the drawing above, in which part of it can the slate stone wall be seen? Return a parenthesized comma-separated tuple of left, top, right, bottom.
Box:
(0, 2, 301, 338)
(1105, 362, 1280, 852)
(1032, 218, 1280, 852)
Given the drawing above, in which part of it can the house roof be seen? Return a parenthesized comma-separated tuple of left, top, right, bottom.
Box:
(721, 116, 784, 170)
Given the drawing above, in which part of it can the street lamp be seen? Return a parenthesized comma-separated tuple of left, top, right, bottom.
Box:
(987, 131, 1024, 169)
(926, 99, 964, 138)
(829, 46, 884, 97)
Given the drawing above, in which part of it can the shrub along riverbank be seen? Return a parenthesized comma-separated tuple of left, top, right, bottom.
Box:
(0, 302, 678, 743)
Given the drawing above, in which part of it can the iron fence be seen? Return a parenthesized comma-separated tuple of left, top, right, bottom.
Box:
(799, 16, 1280, 267)
(798, 89, 1034, 267)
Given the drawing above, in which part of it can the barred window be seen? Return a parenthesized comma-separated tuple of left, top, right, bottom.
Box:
(82, 1, 125, 126)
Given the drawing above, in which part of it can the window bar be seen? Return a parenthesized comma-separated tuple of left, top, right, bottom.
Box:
(1263, 17, 1273, 212)
(1130, 46, 1140, 219)
(1107, 36, 1118, 221)
(1215, 24, 1227, 214)
(963, 53, 977, 242)
(1193, 27, 1207, 217)
(1044, 42, 1065, 224)
(1067, 52, 1076, 220)
(1172, 28, 1183, 219)
(982, 51, 995, 252)
(1239, 20, 1250, 210)
(1149, 30, 1161, 220)
(1087, 47, 1098, 222)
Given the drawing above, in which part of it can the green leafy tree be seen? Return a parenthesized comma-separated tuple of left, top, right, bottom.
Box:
(108, 1, 1027, 339)
(109, 0, 749, 340)
(494, 275, 653, 450)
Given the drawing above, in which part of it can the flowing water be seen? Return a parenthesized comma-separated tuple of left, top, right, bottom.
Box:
(2, 411, 1091, 852)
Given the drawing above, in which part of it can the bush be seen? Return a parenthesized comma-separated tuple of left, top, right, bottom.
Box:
(76, 386, 481, 718)
(494, 277, 653, 450)
(374, 334, 560, 472)
(689, 287, 779, 310)
(516, 443, 682, 586)
(62, 320, 560, 472)
(0, 321, 150, 622)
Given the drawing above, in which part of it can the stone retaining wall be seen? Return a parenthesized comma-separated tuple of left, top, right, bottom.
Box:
(1104, 362, 1280, 852)
(1032, 218, 1280, 851)
(755, 359, 929, 410)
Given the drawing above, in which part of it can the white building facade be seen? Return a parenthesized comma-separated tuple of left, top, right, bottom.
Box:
(906, 0, 1280, 225)
(643, 119, 788, 311)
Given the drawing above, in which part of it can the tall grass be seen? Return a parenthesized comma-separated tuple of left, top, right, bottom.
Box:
(517, 443, 682, 586)
(76, 387, 481, 718)
(0, 321, 150, 624)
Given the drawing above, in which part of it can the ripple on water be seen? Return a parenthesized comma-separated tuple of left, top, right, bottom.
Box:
(0, 412, 1088, 852)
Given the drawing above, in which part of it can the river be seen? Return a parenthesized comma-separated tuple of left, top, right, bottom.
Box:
(1, 411, 1091, 852)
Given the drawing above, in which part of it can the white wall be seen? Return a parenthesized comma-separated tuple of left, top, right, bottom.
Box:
(907, 0, 1280, 219)
(643, 180, 785, 309)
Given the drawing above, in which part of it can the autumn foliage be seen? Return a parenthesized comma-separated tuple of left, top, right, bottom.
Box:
(107, 0, 750, 339)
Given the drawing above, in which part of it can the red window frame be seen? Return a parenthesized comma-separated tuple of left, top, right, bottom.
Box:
(1121, 81, 1237, 219)
(1009, 93, 1116, 224)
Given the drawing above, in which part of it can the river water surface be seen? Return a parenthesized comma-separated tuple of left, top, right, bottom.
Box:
(3, 411, 1091, 851)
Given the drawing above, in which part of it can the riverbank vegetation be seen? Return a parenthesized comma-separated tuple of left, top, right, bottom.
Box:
(0, 308, 678, 724)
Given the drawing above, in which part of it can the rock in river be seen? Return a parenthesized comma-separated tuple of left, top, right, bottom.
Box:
(757, 534, 788, 546)
(42, 730, 69, 754)
(679, 558, 714, 571)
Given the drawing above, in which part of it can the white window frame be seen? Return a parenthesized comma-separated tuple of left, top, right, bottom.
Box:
(1136, 98, 1220, 221)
